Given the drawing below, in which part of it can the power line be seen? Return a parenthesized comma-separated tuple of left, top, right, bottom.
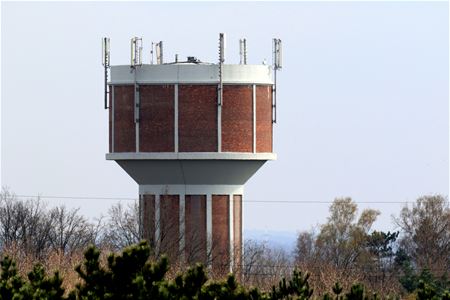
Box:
(12, 194, 416, 204)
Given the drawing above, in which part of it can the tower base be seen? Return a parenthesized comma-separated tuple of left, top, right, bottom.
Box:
(139, 184, 242, 273)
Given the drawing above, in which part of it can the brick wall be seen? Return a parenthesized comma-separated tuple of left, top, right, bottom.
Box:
(139, 85, 174, 152)
(212, 195, 230, 272)
(179, 85, 218, 152)
(256, 85, 273, 152)
(141, 194, 155, 248)
(222, 86, 253, 152)
(113, 85, 135, 152)
(160, 195, 180, 260)
(185, 195, 207, 264)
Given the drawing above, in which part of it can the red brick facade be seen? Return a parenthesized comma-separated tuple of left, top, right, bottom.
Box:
(211, 195, 230, 271)
(178, 85, 218, 152)
(141, 194, 155, 248)
(256, 85, 273, 153)
(110, 84, 272, 153)
(113, 85, 135, 152)
(185, 195, 207, 264)
(222, 86, 253, 152)
(160, 195, 180, 260)
(139, 85, 175, 152)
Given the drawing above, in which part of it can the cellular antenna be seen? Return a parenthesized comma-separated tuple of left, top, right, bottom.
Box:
(102, 37, 110, 109)
(272, 38, 282, 123)
(131, 37, 143, 67)
(156, 41, 164, 64)
(218, 33, 225, 106)
(239, 38, 247, 65)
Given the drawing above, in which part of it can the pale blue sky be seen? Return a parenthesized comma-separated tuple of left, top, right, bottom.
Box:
(1, 2, 448, 236)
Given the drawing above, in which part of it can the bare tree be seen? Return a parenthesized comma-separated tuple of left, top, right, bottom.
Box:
(0, 188, 52, 258)
(103, 201, 140, 250)
(47, 206, 102, 255)
(241, 240, 292, 289)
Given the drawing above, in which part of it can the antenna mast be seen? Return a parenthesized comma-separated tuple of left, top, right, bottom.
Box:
(131, 37, 143, 67)
(102, 37, 110, 109)
(156, 41, 164, 64)
(218, 33, 225, 106)
(272, 38, 282, 123)
(239, 38, 247, 65)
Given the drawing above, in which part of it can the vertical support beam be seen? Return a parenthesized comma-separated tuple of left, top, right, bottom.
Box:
(252, 84, 256, 153)
(111, 85, 115, 153)
(217, 93, 222, 152)
(155, 194, 161, 255)
(229, 194, 234, 273)
(179, 193, 185, 263)
(134, 68, 140, 152)
(174, 84, 179, 153)
(206, 194, 213, 269)
(138, 194, 143, 239)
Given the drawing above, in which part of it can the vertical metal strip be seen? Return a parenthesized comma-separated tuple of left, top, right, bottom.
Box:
(252, 84, 256, 153)
(155, 194, 161, 255)
(217, 91, 222, 152)
(174, 84, 179, 153)
(138, 194, 143, 239)
(179, 193, 185, 263)
(111, 85, 115, 153)
(206, 194, 213, 269)
(134, 68, 140, 152)
(229, 194, 234, 273)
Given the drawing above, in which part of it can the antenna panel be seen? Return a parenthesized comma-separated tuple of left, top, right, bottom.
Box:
(239, 38, 247, 65)
(156, 41, 163, 64)
(102, 37, 110, 67)
(273, 38, 282, 70)
(219, 33, 225, 63)
(131, 37, 143, 66)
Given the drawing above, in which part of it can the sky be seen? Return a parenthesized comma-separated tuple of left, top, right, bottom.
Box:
(1, 2, 448, 241)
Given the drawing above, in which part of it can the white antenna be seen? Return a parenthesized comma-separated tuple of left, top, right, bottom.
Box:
(131, 37, 143, 67)
(273, 38, 282, 70)
(219, 33, 225, 64)
(150, 42, 154, 64)
(156, 41, 163, 64)
(239, 38, 247, 65)
(102, 37, 111, 109)
(272, 38, 282, 124)
(102, 37, 110, 67)
(218, 33, 225, 106)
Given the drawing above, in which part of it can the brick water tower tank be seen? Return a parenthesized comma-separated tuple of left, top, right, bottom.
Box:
(102, 34, 282, 272)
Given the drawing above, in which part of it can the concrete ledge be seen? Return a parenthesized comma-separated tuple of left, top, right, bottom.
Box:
(106, 152, 277, 161)
(110, 64, 274, 85)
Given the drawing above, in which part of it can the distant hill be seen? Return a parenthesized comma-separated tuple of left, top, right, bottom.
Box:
(244, 229, 297, 253)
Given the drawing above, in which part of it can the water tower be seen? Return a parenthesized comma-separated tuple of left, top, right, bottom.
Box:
(102, 34, 282, 272)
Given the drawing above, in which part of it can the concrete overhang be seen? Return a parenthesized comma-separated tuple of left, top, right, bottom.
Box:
(105, 152, 276, 185)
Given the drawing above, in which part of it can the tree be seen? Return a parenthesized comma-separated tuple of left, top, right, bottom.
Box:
(315, 198, 380, 270)
(395, 195, 450, 277)
(0, 188, 52, 258)
(48, 206, 102, 255)
(103, 201, 140, 251)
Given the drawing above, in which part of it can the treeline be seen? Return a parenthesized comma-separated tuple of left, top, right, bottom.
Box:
(1, 241, 449, 299)
(0, 188, 449, 297)
(294, 196, 450, 296)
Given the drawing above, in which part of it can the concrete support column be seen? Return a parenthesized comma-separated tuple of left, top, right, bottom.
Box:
(206, 193, 213, 269)
(229, 193, 234, 273)
(174, 84, 179, 153)
(179, 193, 185, 263)
(155, 194, 161, 255)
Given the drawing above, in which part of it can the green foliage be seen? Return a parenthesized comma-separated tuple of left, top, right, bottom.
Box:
(268, 270, 313, 300)
(0, 256, 65, 300)
(0, 241, 449, 299)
